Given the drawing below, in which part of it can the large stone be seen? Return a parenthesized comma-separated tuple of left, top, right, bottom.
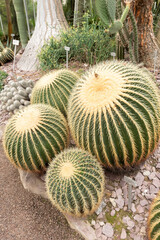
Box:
(18, 169, 97, 240)
(120, 228, 127, 239)
(135, 172, 144, 186)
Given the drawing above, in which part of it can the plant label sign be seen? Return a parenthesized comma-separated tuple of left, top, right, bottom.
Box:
(64, 46, 70, 51)
(124, 176, 137, 210)
(13, 40, 20, 46)
(11, 34, 15, 37)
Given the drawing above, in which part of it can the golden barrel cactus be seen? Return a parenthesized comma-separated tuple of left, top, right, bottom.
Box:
(68, 61, 160, 170)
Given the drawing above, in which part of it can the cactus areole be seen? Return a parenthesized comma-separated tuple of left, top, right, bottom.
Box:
(68, 61, 160, 170)
(3, 104, 69, 173)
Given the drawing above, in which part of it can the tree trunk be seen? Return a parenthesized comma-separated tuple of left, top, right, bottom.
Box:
(17, 0, 68, 72)
(13, 0, 28, 48)
(5, 0, 12, 42)
(133, 0, 160, 67)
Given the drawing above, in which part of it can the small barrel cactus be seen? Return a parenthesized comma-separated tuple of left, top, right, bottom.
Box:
(148, 191, 160, 240)
(0, 77, 34, 113)
(2, 47, 14, 61)
(0, 52, 7, 65)
(68, 61, 160, 170)
(31, 69, 79, 116)
(3, 104, 69, 173)
(46, 148, 104, 217)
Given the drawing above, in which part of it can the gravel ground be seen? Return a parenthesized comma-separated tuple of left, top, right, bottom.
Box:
(0, 142, 83, 240)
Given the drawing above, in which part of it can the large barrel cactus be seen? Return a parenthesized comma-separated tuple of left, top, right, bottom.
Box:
(68, 61, 160, 170)
(3, 104, 69, 173)
(148, 191, 160, 240)
(31, 70, 79, 116)
(2, 48, 14, 61)
(46, 148, 104, 217)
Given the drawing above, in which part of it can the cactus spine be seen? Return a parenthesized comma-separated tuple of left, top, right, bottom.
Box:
(3, 104, 69, 173)
(148, 191, 160, 240)
(46, 148, 105, 217)
(68, 61, 160, 170)
(31, 70, 79, 116)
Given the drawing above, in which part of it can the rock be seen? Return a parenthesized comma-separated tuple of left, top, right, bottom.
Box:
(120, 228, 127, 239)
(140, 199, 148, 207)
(99, 221, 105, 226)
(95, 201, 107, 215)
(135, 172, 144, 186)
(95, 227, 102, 238)
(116, 188, 122, 196)
(131, 203, 136, 213)
(101, 235, 107, 240)
(115, 196, 124, 209)
(143, 171, 150, 176)
(127, 220, 135, 229)
(152, 177, 160, 188)
(150, 185, 159, 194)
(109, 198, 116, 207)
(91, 220, 96, 226)
(137, 206, 144, 215)
(95, 223, 100, 229)
(134, 236, 141, 240)
(110, 210, 116, 216)
(134, 214, 143, 222)
(102, 223, 114, 238)
(149, 172, 156, 180)
(111, 191, 116, 198)
(157, 163, 160, 168)
(97, 212, 104, 220)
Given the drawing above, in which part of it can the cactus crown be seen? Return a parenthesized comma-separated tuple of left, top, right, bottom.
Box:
(148, 191, 160, 240)
(3, 104, 69, 173)
(68, 61, 160, 170)
(46, 148, 105, 217)
(31, 69, 79, 116)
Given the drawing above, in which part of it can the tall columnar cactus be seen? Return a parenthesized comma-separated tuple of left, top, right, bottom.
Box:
(46, 148, 105, 217)
(31, 70, 79, 116)
(68, 61, 160, 170)
(3, 104, 69, 173)
(148, 191, 160, 240)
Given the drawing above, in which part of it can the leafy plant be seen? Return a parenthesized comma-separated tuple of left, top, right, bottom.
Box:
(38, 16, 116, 71)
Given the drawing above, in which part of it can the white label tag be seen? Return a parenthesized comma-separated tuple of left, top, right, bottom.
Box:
(13, 39, 20, 46)
(111, 52, 116, 57)
(11, 34, 15, 37)
(64, 46, 70, 51)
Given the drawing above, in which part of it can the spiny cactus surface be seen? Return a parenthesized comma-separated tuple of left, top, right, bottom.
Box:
(3, 48, 14, 61)
(68, 61, 160, 170)
(46, 148, 104, 217)
(148, 191, 160, 240)
(0, 77, 34, 113)
(31, 69, 79, 116)
(0, 52, 7, 65)
(3, 104, 69, 173)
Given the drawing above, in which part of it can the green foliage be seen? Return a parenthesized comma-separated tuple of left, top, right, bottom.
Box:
(3, 104, 69, 173)
(148, 191, 160, 240)
(0, 70, 8, 91)
(31, 69, 79, 116)
(38, 19, 116, 71)
(46, 148, 105, 217)
(68, 61, 160, 171)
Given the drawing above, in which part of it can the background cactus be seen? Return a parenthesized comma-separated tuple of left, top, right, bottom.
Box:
(0, 77, 34, 113)
(0, 52, 7, 65)
(3, 104, 69, 173)
(68, 61, 160, 170)
(148, 191, 160, 240)
(2, 47, 14, 61)
(46, 148, 104, 217)
(31, 69, 79, 116)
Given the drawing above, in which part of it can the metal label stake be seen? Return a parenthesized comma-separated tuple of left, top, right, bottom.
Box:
(111, 52, 116, 60)
(13, 39, 19, 72)
(64, 46, 70, 69)
(124, 176, 137, 210)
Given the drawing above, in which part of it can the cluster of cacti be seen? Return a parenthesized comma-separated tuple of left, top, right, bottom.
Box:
(95, 0, 131, 35)
(148, 191, 160, 240)
(31, 69, 79, 116)
(3, 104, 69, 173)
(0, 76, 34, 113)
(46, 148, 105, 217)
(68, 61, 160, 170)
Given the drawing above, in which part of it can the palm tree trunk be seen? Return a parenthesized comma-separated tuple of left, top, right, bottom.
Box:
(13, 0, 28, 48)
(17, 0, 68, 71)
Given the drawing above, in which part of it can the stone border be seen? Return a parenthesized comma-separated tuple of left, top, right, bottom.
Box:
(18, 169, 97, 240)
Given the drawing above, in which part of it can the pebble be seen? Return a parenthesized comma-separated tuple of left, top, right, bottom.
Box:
(102, 223, 114, 237)
(134, 214, 143, 222)
(140, 199, 148, 207)
(143, 170, 150, 176)
(95, 201, 107, 215)
(110, 210, 115, 216)
(152, 177, 160, 188)
(91, 220, 96, 226)
(120, 228, 127, 239)
(109, 198, 116, 207)
(96, 227, 102, 238)
(135, 172, 144, 186)
(99, 221, 105, 226)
